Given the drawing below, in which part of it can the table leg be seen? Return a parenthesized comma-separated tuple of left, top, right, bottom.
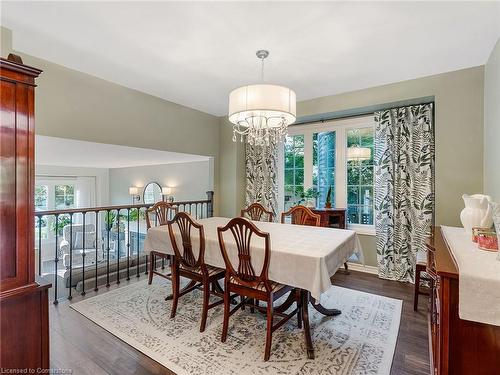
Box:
(308, 294, 341, 316)
(274, 289, 298, 313)
(165, 280, 198, 301)
(301, 289, 315, 359)
(212, 279, 224, 294)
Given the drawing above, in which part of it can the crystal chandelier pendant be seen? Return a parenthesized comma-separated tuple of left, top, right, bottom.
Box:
(228, 50, 296, 146)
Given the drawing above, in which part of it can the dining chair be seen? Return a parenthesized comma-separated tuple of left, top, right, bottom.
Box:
(240, 202, 274, 222)
(146, 201, 177, 285)
(280, 205, 321, 226)
(168, 212, 225, 332)
(217, 217, 300, 361)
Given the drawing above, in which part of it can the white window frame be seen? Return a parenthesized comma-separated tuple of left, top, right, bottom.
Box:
(278, 115, 375, 235)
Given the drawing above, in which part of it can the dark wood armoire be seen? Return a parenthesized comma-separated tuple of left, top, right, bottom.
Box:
(0, 54, 50, 369)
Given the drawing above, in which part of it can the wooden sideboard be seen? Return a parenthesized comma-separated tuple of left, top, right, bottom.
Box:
(0, 55, 51, 369)
(426, 227, 500, 375)
(311, 208, 346, 229)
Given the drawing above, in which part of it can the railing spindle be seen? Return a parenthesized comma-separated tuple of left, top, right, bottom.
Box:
(81, 212, 86, 296)
(53, 214, 59, 305)
(126, 208, 130, 281)
(38, 216, 42, 276)
(68, 213, 73, 300)
(106, 210, 111, 287)
(136, 207, 140, 278)
(116, 209, 120, 284)
(94, 211, 99, 292)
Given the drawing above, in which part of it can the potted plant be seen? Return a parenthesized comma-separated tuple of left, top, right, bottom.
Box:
(300, 188, 319, 208)
(325, 186, 333, 208)
(50, 214, 72, 236)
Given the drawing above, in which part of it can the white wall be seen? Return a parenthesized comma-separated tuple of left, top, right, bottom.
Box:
(109, 160, 212, 205)
(35, 165, 110, 207)
(484, 38, 500, 202)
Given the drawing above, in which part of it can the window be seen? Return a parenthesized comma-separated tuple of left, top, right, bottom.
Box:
(34, 185, 49, 240)
(284, 135, 304, 210)
(54, 184, 75, 209)
(313, 131, 335, 207)
(35, 185, 48, 211)
(33, 177, 89, 243)
(279, 115, 375, 233)
(346, 128, 374, 225)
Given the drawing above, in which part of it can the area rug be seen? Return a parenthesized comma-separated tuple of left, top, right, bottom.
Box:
(70, 278, 402, 375)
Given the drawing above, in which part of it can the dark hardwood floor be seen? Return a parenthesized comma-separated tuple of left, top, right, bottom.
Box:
(49, 270, 430, 375)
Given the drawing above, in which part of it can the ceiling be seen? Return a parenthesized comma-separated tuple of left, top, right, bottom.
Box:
(35, 136, 209, 168)
(2, 2, 499, 116)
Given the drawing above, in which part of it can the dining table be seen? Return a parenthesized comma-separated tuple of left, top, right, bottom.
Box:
(143, 216, 363, 358)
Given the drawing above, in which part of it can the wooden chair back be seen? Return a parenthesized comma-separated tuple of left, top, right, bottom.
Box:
(240, 203, 274, 222)
(217, 217, 272, 291)
(167, 212, 205, 270)
(146, 201, 177, 229)
(281, 205, 321, 227)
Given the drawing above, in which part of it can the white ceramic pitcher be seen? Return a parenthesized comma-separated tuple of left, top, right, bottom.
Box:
(460, 194, 493, 234)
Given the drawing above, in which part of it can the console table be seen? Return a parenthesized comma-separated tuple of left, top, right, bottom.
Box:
(311, 208, 347, 229)
(426, 227, 500, 375)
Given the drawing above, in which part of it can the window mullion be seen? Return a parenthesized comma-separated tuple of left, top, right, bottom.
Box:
(277, 144, 285, 214)
(336, 127, 347, 208)
(303, 130, 313, 189)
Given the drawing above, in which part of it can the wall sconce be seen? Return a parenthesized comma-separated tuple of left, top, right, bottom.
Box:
(162, 186, 174, 202)
(129, 186, 141, 204)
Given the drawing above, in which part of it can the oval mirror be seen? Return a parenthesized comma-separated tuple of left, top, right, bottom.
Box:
(143, 182, 162, 204)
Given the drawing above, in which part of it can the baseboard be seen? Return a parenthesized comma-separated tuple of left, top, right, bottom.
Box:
(346, 262, 378, 275)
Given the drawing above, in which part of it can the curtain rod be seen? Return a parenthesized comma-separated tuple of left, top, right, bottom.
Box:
(292, 97, 435, 127)
(292, 112, 373, 126)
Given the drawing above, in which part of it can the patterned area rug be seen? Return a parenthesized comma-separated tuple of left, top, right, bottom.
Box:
(70, 278, 402, 375)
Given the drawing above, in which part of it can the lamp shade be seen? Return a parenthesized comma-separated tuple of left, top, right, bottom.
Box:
(162, 187, 172, 195)
(228, 84, 296, 128)
(347, 146, 371, 161)
(129, 187, 139, 195)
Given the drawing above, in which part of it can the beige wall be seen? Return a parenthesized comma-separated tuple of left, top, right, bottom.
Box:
(218, 118, 246, 217)
(220, 66, 485, 267)
(484, 38, 500, 202)
(1, 27, 222, 213)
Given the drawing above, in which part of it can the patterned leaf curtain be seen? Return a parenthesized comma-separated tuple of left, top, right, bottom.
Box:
(374, 104, 434, 282)
(245, 141, 278, 220)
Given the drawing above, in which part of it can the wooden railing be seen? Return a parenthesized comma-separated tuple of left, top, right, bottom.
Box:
(34, 191, 214, 304)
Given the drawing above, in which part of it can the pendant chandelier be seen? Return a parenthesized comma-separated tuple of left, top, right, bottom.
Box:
(228, 50, 296, 146)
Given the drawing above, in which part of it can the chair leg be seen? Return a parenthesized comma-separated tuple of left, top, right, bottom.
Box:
(414, 267, 421, 312)
(241, 295, 245, 310)
(344, 262, 350, 274)
(250, 298, 255, 314)
(264, 297, 274, 361)
(148, 253, 154, 285)
(170, 266, 180, 318)
(200, 278, 210, 332)
(221, 289, 230, 343)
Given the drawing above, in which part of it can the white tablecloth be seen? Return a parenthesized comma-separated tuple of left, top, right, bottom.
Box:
(441, 226, 500, 326)
(143, 217, 362, 300)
